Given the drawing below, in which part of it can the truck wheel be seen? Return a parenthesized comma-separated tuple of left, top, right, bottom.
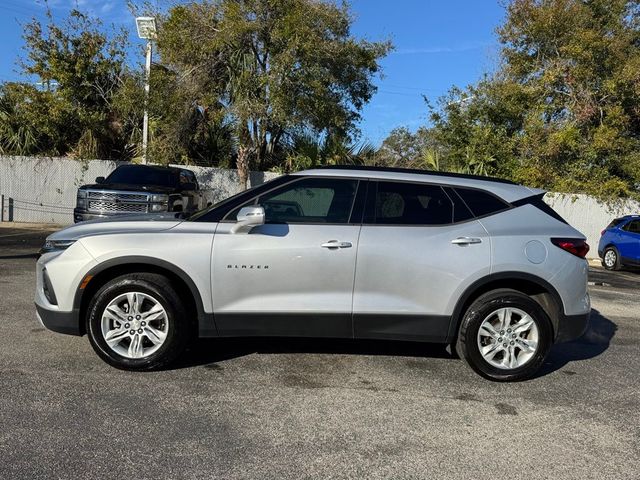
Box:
(456, 289, 553, 382)
(86, 273, 191, 371)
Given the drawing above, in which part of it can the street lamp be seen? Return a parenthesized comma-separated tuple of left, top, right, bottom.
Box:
(135, 16, 157, 164)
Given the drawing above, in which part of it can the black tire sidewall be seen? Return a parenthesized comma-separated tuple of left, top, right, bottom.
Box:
(87, 275, 187, 370)
(458, 290, 553, 381)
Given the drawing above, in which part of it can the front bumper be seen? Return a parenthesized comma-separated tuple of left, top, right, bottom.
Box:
(555, 311, 590, 343)
(35, 304, 82, 336)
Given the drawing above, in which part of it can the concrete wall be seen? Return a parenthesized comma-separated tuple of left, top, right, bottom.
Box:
(0, 156, 278, 226)
(1, 156, 638, 258)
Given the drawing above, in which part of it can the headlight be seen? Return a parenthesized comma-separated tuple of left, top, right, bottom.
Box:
(76, 190, 87, 209)
(40, 239, 76, 254)
(150, 203, 167, 212)
(151, 194, 169, 202)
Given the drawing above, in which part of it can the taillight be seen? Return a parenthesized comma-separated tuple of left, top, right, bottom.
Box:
(600, 230, 605, 236)
(551, 238, 590, 259)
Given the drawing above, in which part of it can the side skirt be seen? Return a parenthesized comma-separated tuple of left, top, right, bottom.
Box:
(199, 312, 452, 343)
(353, 314, 451, 343)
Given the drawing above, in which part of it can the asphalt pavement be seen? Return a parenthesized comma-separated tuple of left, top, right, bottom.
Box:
(0, 225, 638, 479)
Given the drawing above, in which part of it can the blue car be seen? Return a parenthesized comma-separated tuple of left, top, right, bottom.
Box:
(598, 215, 640, 270)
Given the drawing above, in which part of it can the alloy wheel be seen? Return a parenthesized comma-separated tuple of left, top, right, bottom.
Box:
(476, 307, 539, 370)
(100, 292, 169, 359)
(604, 249, 617, 268)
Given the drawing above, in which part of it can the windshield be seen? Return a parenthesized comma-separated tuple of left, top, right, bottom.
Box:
(105, 165, 179, 188)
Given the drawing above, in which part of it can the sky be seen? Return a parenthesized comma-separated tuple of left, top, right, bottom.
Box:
(0, 0, 506, 146)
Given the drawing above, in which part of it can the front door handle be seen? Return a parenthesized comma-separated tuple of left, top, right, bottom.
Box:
(321, 240, 352, 249)
(451, 237, 482, 245)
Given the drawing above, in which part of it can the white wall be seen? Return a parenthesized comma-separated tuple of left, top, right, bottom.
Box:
(544, 193, 640, 257)
(1, 156, 638, 258)
(0, 156, 278, 225)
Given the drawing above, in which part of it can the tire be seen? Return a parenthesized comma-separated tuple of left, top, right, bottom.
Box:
(602, 246, 621, 271)
(456, 289, 553, 382)
(86, 273, 191, 371)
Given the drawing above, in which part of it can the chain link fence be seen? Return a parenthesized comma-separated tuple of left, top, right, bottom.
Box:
(0, 156, 278, 225)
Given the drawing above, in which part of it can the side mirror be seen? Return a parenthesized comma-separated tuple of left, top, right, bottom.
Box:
(95, 176, 106, 184)
(231, 205, 265, 233)
(183, 182, 198, 191)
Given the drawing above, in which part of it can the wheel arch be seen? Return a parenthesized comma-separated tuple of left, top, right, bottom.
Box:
(448, 272, 564, 342)
(74, 256, 213, 336)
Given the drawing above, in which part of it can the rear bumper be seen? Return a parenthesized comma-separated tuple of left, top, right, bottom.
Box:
(555, 311, 590, 343)
(35, 304, 81, 336)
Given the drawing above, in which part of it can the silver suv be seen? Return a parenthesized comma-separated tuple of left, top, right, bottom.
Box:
(35, 167, 590, 381)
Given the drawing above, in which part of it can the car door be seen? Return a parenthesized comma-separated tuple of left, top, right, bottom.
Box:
(212, 176, 364, 337)
(618, 219, 640, 263)
(352, 180, 491, 342)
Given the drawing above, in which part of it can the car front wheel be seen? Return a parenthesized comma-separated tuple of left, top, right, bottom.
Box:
(86, 273, 190, 370)
(456, 289, 553, 381)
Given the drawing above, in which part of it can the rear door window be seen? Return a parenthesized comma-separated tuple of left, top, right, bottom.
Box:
(443, 187, 474, 223)
(369, 181, 454, 225)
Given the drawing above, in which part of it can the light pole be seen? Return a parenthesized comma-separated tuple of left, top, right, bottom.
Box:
(135, 16, 157, 164)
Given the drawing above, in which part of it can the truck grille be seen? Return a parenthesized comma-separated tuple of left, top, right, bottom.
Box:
(88, 201, 148, 213)
(88, 191, 148, 202)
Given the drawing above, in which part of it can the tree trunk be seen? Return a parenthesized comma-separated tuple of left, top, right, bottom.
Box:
(237, 145, 250, 189)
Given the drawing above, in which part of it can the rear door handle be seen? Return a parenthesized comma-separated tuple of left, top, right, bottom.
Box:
(451, 237, 482, 245)
(321, 240, 352, 249)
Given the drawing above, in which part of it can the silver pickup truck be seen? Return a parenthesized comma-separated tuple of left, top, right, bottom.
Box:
(74, 164, 205, 223)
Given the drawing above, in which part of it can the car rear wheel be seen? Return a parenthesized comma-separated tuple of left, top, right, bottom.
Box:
(456, 289, 553, 382)
(86, 273, 191, 370)
(602, 247, 620, 271)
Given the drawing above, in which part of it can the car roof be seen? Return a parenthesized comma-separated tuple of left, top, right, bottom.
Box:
(294, 166, 544, 203)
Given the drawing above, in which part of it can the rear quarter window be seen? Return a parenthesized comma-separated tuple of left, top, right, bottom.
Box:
(607, 218, 625, 229)
(510, 193, 568, 224)
(454, 187, 510, 218)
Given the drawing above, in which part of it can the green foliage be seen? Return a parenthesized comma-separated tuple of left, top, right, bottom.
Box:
(0, 10, 138, 159)
(279, 131, 376, 172)
(156, 0, 391, 176)
(0, 1, 389, 176)
(385, 0, 640, 199)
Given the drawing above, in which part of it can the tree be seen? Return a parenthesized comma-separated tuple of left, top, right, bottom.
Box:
(416, 0, 640, 199)
(157, 0, 391, 185)
(17, 10, 133, 159)
(375, 126, 441, 168)
(281, 130, 376, 171)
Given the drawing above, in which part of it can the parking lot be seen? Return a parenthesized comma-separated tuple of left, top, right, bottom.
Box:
(1, 224, 638, 480)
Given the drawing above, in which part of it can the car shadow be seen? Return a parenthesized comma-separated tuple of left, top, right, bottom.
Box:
(171, 309, 615, 378)
(172, 336, 452, 370)
(533, 308, 616, 378)
(0, 253, 38, 260)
